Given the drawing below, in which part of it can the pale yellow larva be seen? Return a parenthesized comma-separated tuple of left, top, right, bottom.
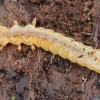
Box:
(0, 18, 100, 74)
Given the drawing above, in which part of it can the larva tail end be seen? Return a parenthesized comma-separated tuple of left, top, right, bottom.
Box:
(31, 45, 35, 51)
(32, 18, 36, 26)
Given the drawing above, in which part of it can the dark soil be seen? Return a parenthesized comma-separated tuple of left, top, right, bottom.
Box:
(0, 0, 100, 100)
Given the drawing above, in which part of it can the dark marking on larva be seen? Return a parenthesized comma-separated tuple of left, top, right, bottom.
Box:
(83, 48, 85, 50)
(94, 58, 97, 61)
(88, 52, 94, 55)
(78, 55, 84, 58)
(71, 40, 73, 42)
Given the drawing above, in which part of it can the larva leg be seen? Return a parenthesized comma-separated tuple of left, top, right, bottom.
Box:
(13, 20, 18, 25)
(31, 45, 35, 51)
(0, 45, 4, 51)
(18, 44, 21, 51)
(32, 18, 36, 26)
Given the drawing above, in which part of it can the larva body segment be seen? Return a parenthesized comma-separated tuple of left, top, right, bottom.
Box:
(68, 51, 78, 63)
(21, 36, 34, 45)
(0, 19, 100, 74)
(58, 47, 69, 58)
(41, 40, 54, 51)
(50, 44, 62, 54)
(33, 37, 45, 47)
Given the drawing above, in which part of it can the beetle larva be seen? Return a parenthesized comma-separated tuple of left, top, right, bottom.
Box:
(0, 18, 100, 74)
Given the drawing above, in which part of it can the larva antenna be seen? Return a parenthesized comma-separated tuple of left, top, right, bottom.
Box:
(32, 18, 36, 26)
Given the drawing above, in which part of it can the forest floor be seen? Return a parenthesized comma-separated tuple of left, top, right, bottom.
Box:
(0, 0, 100, 100)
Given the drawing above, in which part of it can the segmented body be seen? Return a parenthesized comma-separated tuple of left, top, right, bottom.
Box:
(0, 18, 100, 74)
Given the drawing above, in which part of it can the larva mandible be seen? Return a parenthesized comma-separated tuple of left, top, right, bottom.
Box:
(0, 18, 100, 74)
